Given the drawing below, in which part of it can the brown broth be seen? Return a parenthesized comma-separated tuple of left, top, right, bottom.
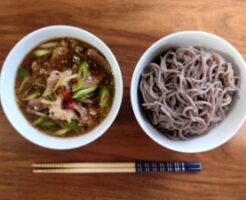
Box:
(15, 38, 114, 137)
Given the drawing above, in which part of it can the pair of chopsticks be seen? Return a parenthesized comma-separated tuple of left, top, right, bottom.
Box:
(32, 161, 202, 174)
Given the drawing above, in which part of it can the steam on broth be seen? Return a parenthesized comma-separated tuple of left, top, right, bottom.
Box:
(15, 38, 114, 137)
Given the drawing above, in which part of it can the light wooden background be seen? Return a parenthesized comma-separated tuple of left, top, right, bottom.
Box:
(0, 0, 246, 199)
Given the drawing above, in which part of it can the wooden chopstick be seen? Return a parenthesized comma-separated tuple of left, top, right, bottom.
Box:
(32, 162, 135, 169)
(32, 161, 202, 174)
(33, 167, 136, 174)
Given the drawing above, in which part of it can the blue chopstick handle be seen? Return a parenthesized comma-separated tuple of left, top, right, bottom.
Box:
(135, 161, 202, 173)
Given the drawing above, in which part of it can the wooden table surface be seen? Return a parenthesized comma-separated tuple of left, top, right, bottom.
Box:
(1, 0, 246, 199)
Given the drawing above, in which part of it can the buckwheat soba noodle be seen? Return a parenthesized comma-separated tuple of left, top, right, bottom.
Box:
(139, 47, 240, 140)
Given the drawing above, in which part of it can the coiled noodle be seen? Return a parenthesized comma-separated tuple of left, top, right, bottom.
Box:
(139, 47, 240, 140)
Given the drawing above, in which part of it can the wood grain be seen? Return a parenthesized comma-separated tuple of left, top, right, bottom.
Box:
(1, 0, 246, 199)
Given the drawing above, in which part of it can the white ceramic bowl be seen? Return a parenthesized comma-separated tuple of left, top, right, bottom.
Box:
(1, 25, 123, 150)
(131, 31, 246, 153)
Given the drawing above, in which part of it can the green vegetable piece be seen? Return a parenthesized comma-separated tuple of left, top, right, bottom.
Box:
(72, 79, 83, 92)
(33, 49, 51, 57)
(66, 120, 79, 130)
(78, 61, 89, 78)
(72, 55, 81, 65)
(17, 77, 30, 93)
(33, 116, 56, 127)
(53, 128, 71, 136)
(22, 90, 41, 101)
(33, 80, 46, 88)
(75, 96, 93, 103)
(40, 99, 53, 105)
(28, 109, 47, 117)
(17, 68, 30, 78)
(52, 74, 77, 93)
(39, 42, 59, 48)
(72, 62, 89, 92)
(73, 86, 97, 100)
(33, 117, 45, 126)
(48, 92, 58, 101)
(41, 120, 56, 127)
(99, 87, 110, 108)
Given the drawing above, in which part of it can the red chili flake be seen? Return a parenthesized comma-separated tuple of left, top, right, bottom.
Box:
(71, 78, 78, 84)
(60, 85, 72, 101)
(60, 85, 67, 94)
(66, 101, 75, 109)
(64, 92, 72, 101)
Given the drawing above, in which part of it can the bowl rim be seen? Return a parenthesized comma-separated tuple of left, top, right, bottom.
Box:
(0, 25, 123, 150)
(130, 30, 246, 153)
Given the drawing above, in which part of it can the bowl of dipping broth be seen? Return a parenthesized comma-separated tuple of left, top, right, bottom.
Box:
(1, 25, 123, 150)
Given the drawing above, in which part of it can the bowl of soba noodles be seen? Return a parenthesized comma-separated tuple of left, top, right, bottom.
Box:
(131, 31, 246, 153)
(1, 25, 123, 149)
